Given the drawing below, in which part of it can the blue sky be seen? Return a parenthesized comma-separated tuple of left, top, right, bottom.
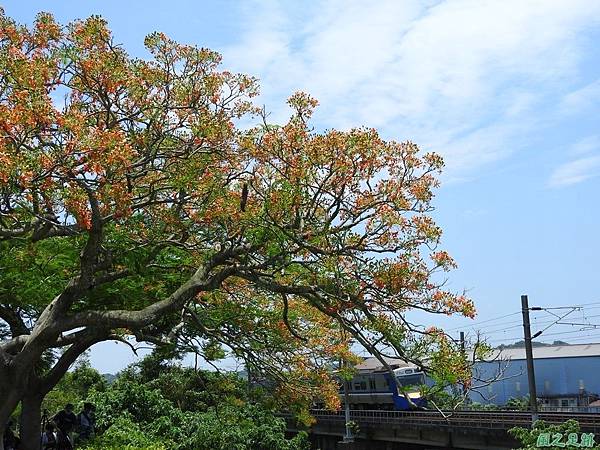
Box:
(4, 0, 600, 372)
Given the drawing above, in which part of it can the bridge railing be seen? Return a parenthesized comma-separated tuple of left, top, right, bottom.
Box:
(302, 409, 600, 431)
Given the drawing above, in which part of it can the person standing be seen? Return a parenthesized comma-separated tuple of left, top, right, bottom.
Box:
(52, 404, 77, 450)
(76, 403, 94, 443)
(41, 423, 58, 450)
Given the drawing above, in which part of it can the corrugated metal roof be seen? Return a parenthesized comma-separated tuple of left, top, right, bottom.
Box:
(491, 343, 600, 360)
(354, 343, 600, 372)
(355, 356, 412, 372)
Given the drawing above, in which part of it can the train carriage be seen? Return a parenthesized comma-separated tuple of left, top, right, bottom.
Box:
(339, 357, 428, 410)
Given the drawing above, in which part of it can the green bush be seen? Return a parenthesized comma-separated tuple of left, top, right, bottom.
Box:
(82, 367, 308, 450)
(510, 419, 599, 449)
(40, 358, 309, 450)
(43, 362, 107, 416)
(80, 415, 168, 450)
(179, 404, 308, 450)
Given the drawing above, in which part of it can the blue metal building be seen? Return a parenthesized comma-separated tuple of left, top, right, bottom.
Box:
(470, 343, 600, 408)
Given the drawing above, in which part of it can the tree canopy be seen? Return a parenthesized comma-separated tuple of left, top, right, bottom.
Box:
(0, 10, 476, 446)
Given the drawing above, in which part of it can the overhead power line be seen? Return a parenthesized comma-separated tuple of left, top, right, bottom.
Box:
(454, 311, 600, 337)
(486, 327, 600, 345)
(446, 300, 600, 339)
(446, 311, 521, 332)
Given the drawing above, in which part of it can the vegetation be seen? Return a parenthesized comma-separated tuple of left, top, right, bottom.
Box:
(0, 9, 475, 448)
(510, 419, 599, 449)
(497, 341, 569, 349)
(504, 395, 532, 411)
(45, 356, 309, 450)
(43, 359, 108, 417)
(424, 393, 533, 412)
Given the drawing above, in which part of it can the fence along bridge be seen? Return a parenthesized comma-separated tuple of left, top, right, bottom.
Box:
(283, 409, 600, 450)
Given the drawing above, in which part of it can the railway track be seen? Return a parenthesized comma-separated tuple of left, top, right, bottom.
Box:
(305, 409, 600, 431)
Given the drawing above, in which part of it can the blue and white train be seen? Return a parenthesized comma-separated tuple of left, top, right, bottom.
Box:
(340, 360, 427, 410)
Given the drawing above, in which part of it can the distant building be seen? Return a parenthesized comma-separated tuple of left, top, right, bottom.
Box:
(472, 342, 600, 408)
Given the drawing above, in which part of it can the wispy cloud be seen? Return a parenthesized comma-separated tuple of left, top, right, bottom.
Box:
(549, 155, 600, 187)
(561, 79, 600, 115)
(223, 0, 600, 179)
(570, 135, 600, 156)
(549, 136, 600, 187)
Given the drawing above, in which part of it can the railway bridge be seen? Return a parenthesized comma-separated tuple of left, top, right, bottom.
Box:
(284, 409, 600, 450)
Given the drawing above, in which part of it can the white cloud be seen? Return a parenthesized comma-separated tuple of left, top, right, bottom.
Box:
(222, 0, 600, 178)
(561, 79, 600, 115)
(548, 136, 600, 187)
(549, 155, 600, 187)
(570, 135, 600, 156)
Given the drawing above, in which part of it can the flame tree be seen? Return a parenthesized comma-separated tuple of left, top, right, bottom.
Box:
(0, 11, 476, 449)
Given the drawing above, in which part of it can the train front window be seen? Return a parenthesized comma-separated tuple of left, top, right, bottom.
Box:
(397, 374, 424, 387)
(353, 381, 367, 390)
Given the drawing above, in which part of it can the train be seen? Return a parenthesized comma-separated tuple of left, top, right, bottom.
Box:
(339, 358, 428, 410)
(341, 343, 600, 412)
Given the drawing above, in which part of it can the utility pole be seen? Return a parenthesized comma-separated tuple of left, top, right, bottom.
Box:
(521, 294, 538, 423)
(339, 356, 354, 444)
(339, 331, 354, 445)
(342, 376, 354, 443)
(460, 331, 467, 397)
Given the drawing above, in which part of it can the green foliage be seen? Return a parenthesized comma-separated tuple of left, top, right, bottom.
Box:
(43, 361, 107, 416)
(0, 238, 79, 312)
(510, 419, 599, 449)
(75, 359, 309, 450)
(176, 403, 309, 450)
(505, 395, 531, 411)
(146, 367, 246, 412)
(424, 388, 464, 410)
(81, 416, 167, 450)
(497, 340, 570, 350)
(117, 357, 248, 412)
(466, 402, 499, 411)
(87, 380, 176, 430)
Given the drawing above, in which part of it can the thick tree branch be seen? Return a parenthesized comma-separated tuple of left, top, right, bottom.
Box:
(0, 304, 29, 337)
(37, 331, 108, 395)
(57, 260, 240, 334)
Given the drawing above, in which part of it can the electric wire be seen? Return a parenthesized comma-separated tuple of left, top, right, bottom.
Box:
(446, 311, 521, 332)
(446, 301, 600, 347)
(455, 312, 600, 337)
(446, 303, 600, 334)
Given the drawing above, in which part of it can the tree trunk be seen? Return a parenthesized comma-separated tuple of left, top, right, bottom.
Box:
(19, 393, 43, 450)
(0, 379, 24, 450)
(0, 357, 46, 450)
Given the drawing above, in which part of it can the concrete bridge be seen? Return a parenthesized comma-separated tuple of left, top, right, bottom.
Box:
(284, 409, 600, 450)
